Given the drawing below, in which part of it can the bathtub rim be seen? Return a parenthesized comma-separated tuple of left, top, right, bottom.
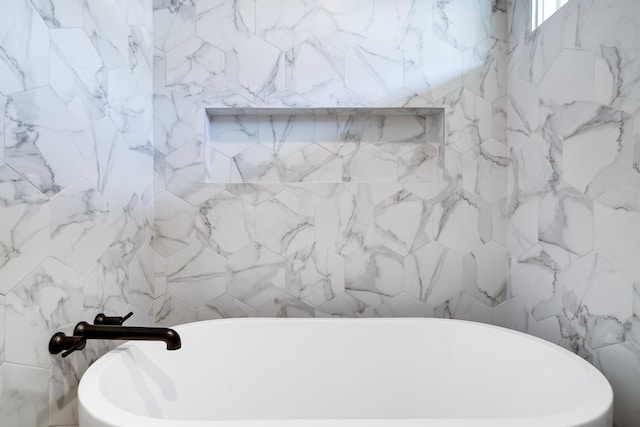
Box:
(78, 317, 613, 427)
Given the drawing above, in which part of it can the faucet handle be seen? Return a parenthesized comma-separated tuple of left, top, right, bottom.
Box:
(93, 311, 133, 326)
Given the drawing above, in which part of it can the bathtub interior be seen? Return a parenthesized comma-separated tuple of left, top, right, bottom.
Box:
(92, 319, 596, 421)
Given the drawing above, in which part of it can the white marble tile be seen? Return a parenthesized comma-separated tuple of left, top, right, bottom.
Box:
(83, 247, 132, 316)
(439, 88, 491, 154)
(49, 356, 83, 426)
(0, 165, 50, 295)
(315, 292, 377, 318)
(150, 293, 197, 327)
(434, 292, 493, 324)
(255, 190, 314, 255)
(4, 87, 84, 196)
(225, 183, 285, 206)
(433, 0, 491, 50)
(196, 190, 255, 254)
(166, 242, 227, 308)
(49, 30, 107, 124)
(315, 0, 374, 51)
(30, 0, 83, 28)
(463, 37, 508, 103)
(127, 243, 155, 312)
(345, 244, 404, 306)
(435, 191, 492, 255)
(373, 0, 432, 48)
(152, 191, 196, 257)
(0, 0, 49, 95)
(398, 143, 441, 183)
(285, 244, 344, 308)
(538, 183, 593, 257)
(314, 112, 370, 158)
(50, 178, 110, 275)
(153, 249, 167, 298)
(0, 295, 4, 363)
(491, 96, 507, 144)
(5, 258, 83, 368)
(285, 38, 345, 103)
(492, 198, 507, 245)
(258, 114, 313, 157)
(595, 173, 640, 283)
(284, 143, 341, 182)
(255, 0, 314, 51)
(463, 139, 507, 204)
(195, 0, 254, 52)
(539, 49, 593, 105)
(0, 363, 49, 427)
(373, 190, 433, 256)
(226, 37, 286, 102)
(231, 144, 285, 183)
(315, 188, 375, 256)
(405, 241, 463, 307)
(370, 114, 427, 156)
(562, 107, 633, 199)
(83, 0, 131, 69)
(165, 37, 225, 93)
(404, 34, 462, 102)
(84, 117, 131, 202)
(375, 292, 434, 318)
(226, 243, 286, 308)
(558, 253, 632, 349)
(108, 66, 150, 149)
(464, 241, 507, 307)
(209, 114, 259, 158)
(255, 293, 315, 317)
(517, 6, 563, 84)
(154, 92, 198, 155)
(154, 0, 196, 53)
(343, 143, 398, 183)
(508, 131, 557, 196)
(196, 294, 255, 320)
(594, 341, 640, 427)
(344, 40, 403, 102)
(161, 141, 211, 205)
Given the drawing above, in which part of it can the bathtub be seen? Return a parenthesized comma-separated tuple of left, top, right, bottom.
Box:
(78, 318, 613, 427)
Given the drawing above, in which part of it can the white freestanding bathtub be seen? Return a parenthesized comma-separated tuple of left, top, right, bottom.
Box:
(78, 318, 613, 427)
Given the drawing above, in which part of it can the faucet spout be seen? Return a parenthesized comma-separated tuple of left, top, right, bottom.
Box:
(73, 321, 181, 350)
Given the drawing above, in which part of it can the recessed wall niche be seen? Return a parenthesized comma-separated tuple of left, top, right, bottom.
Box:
(205, 108, 444, 184)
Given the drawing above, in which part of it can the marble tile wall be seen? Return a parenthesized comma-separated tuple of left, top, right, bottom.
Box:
(0, 0, 154, 426)
(152, 0, 509, 325)
(506, 0, 640, 425)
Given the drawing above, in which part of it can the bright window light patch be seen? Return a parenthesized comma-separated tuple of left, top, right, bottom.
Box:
(532, 0, 568, 30)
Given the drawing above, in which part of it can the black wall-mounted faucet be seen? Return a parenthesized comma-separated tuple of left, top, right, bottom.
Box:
(49, 312, 182, 357)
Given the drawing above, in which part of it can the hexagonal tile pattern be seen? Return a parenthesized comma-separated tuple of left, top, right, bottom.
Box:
(196, 190, 256, 254)
(5, 258, 83, 368)
(539, 49, 594, 105)
(595, 173, 640, 282)
(0, 363, 49, 427)
(256, 0, 315, 51)
(433, 0, 491, 51)
(0, 0, 49, 95)
(434, 293, 493, 324)
(435, 191, 492, 255)
(538, 183, 593, 257)
(167, 242, 227, 309)
(285, 244, 344, 308)
(226, 243, 286, 308)
(165, 37, 225, 88)
(50, 178, 110, 275)
(4, 87, 84, 197)
(373, 190, 433, 256)
(345, 244, 404, 306)
(344, 40, 403, 102)
(0, 165, 50, 295)
(405, 241, 463, 307)
(563, 106, 633, 199)
(153, 191, 196, 258)
(285, 38, 344, 103)
(255, 293, 315, 317)
(404, 34, 463, 102)
(464, 241, 507, 307)
(375, 293, 434, 317)
(314, 0, 374, 51)
(463, 139, 508, 204)
(196, 294, 255, 320)
(226, 37, 285, 102)
(195, 0, 254, 52)
(255, 190, 314, 256)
